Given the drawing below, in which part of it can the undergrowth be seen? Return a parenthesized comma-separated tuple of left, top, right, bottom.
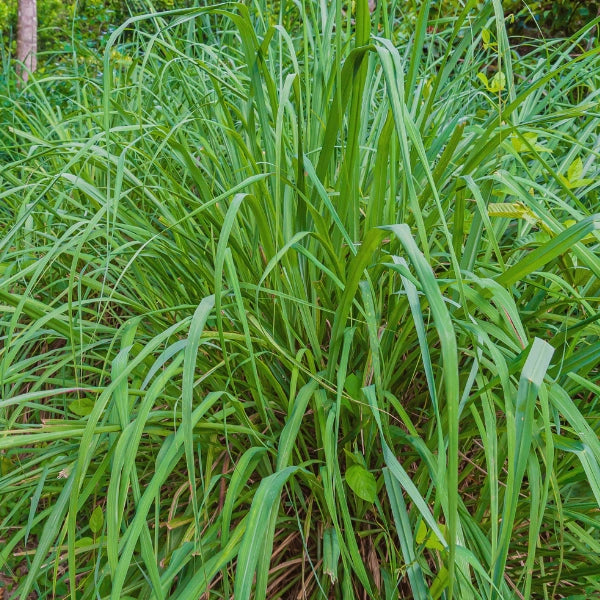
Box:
(1, 0, 600, 598)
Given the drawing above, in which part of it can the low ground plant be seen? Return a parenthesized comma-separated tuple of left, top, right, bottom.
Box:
(1, 0, 600, 598)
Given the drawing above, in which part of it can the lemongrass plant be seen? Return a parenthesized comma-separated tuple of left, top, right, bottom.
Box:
(1, 0, 600, 598)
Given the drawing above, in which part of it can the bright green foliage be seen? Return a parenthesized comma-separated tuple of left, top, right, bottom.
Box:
(345, 464, 377, 503)
(0, 0, 67, 54)
(0, 0, 189, 57)
(1, 1, 600, 599)
(505, 0, 599, 38)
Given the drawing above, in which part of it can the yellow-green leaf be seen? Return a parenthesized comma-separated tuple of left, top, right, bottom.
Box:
(481, 28, 496, 50)
(560, 159, 595, 189)
(562, 220, 597, 243)
(511, 132, 550, 154)
(572, 179, 594, 189)
(416, 521, 447, 551)
(477, 72, 489, 88)
(488, 71, 506, 93)
(488, 202, 526, 219)
(487, 202, 540, 225)
(568, 157, 583, 183)
(166, 516, 193, 530)
(430, 566, 449, 600)
(479, 71, 506, 93)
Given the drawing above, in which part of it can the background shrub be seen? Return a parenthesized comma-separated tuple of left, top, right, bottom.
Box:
(1, 0, 597, 61)
(0, 0, 190, 57)
(505, 0, 599, 38)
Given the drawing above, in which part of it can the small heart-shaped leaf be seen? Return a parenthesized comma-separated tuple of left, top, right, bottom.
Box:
(345, 464, 376, 503)
(416, 521, 447, 551)
(488, 71, 506, 93)
(69, 398, 95, 416)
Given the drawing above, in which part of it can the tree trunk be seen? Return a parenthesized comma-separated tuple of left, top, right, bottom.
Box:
(16, 0, 37, 83)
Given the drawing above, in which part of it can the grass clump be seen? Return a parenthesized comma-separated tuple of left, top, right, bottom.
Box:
(1, 0, 600, 598)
